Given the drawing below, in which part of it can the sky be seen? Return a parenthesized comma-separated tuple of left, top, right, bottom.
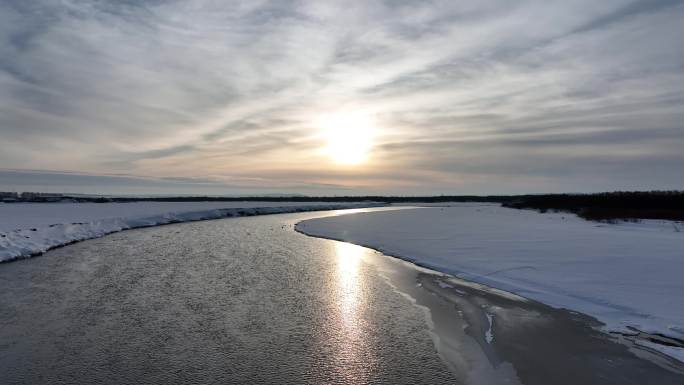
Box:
(1, 0, 683, 196)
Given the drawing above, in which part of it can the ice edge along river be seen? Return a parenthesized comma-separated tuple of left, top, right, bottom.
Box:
(0, 201, 381, 262)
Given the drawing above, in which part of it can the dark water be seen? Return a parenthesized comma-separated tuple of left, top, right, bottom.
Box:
(1, 209, 682, 385)
(0, 211, 458, 384)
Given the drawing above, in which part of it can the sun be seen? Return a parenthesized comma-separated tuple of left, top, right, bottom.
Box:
(319, 112, 375, 165)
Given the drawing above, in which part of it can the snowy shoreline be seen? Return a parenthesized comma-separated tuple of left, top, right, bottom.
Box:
(0, 201, 379, 262)
(296, 203, 684, 361)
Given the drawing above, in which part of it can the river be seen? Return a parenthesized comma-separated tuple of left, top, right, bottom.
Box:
(1, 209, 682, 384)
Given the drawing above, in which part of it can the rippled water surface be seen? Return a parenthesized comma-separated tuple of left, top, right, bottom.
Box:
(0, 210, 458, 384)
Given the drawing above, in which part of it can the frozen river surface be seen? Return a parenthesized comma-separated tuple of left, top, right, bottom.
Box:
(1, 209, 682, 384)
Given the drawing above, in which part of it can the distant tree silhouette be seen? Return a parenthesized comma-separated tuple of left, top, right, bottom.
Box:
(9, 190, 684, 221)
(503, 191, 684, 221)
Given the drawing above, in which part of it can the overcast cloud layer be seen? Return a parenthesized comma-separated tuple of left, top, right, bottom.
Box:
(1, 0, 683, 195)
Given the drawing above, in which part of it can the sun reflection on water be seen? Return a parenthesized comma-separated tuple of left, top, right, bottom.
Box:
(332, 241, 378, 383)
(336, 242, 364, 328)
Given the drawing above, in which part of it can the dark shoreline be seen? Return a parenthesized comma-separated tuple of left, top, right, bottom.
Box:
(5, 190, 683, 221)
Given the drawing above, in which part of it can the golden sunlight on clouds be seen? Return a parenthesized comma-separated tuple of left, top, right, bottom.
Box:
(319, 112, 376, 165)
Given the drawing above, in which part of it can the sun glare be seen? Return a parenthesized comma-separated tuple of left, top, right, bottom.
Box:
(319, 112, 375, 165)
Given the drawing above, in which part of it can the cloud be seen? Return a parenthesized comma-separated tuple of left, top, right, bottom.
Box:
(0, 0, 683, 194)
(0, 168, 352, 195)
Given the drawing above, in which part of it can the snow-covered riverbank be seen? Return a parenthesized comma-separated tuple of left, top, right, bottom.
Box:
(0, 201, 378, 262)
(296, 203, 684, 361)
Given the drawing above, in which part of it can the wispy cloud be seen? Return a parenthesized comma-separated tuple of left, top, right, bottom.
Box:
(1, 0, 682, 194)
